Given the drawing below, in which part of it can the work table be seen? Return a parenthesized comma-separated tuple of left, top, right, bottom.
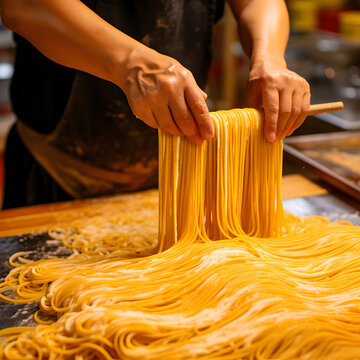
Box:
(0, 174, 359, 237)
(0, 173, 359, 330)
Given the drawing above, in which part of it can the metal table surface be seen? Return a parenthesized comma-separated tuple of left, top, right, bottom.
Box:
(0, 193, 359, 330)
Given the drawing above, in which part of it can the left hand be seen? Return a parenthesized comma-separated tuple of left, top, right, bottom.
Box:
(246, 57, 311, 142)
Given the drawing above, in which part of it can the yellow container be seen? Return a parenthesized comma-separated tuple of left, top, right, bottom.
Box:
(317, 0, 346, 9)
(288, 1, 318, 31)
(340, 11, 360, 41)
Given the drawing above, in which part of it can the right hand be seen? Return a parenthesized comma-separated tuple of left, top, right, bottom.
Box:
(121, 46, 214, 144)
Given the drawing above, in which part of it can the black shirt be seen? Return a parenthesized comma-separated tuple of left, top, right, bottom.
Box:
(10, 0, 224, 135)
(11, 34, 75, 134)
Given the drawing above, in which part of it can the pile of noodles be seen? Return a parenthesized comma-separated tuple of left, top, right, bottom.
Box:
(1, 109, 360, 360)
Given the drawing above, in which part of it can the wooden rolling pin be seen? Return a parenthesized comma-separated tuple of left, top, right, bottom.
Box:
(309, 101, 344, 115)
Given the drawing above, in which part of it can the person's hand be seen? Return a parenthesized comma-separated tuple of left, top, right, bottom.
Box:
(121, 46, 214, 144)
(246, 57, 310, 142)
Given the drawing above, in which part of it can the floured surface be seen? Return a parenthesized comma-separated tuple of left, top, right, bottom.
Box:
(1, 110, 360, 359)
(1, 192, 359, 333)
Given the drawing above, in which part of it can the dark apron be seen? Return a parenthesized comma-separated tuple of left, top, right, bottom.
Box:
(17, 0, 224, 198)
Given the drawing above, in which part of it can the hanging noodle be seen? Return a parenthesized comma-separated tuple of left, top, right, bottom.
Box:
(158, 108, 287, 252)
(1, 108, 360, 360)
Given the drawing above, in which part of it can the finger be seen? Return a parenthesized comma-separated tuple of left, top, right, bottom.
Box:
(245, 82, 262, 109)
(153, 106, 182, 136)
(169, 95, 204, 144)
(286, 91, 310, 136)
(281, 91, 302, 138)
(261, 86, 279, 142)
(185, 86, 214, 141)
(276, 89, 292, 139)
(201, 89, 208, 100)
(133, 107, 158, 129)
(186, 71, 208, 100)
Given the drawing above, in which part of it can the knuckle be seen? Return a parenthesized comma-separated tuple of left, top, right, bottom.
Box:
(263, 73, 275, 82)
(269, 120, 278, 128)
(302, 103, 310, 113)
(301, 78, 310, 87)
(192, 99, 208, 113)
(262, 74, 276, 85)
(297, 77, 310, 92)
(284, 74, 293, 83)
(180, 69, 191, 79)
(280, 108, 291, 118)
(159, 77, 175, 93)
(287, 74, 300, 87)
(292, 106, 301, 116)
(268, 104, 279, 114)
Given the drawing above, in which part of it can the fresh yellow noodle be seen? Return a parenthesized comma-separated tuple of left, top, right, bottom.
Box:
(158, 109, 287, 252)
(0, 108, 360, 359)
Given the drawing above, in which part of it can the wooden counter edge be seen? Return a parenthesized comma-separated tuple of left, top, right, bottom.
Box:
(0, 175, 327, 237)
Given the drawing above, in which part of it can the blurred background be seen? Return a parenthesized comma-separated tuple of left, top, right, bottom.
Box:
(205, 0, 360, 180)
(207, 0, 360, 127)
(0, 21, 14, 207)
(0, 0, 359, 204)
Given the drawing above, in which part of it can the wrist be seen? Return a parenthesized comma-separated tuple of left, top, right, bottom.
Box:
(106, 36, 146, 90)
(250, 52, 287, 69)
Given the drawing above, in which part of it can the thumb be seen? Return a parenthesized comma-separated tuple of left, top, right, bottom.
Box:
(245, 82, 262, 109)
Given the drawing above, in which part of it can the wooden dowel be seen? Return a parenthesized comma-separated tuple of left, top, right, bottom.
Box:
(309, 101, 344, 115)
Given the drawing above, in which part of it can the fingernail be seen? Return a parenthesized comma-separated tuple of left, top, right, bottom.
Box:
(268, 133, 276, 142)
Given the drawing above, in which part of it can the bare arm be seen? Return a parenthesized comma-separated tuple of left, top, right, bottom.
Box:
(227, 0, 310, 142)
(1, 0, 214, 143)
(1, 0, 136, 88)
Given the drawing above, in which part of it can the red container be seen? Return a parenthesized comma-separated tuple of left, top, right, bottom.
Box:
(317, 8, 347, 33)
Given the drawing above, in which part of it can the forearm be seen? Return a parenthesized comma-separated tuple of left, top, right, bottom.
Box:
(0, 0, 144, 88)
(227, 0, 309, 142)
(227, 0, 289, 65)
(1, 0, 214, 143)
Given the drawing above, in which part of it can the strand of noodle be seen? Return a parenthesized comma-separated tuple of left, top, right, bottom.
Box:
(0, 109, 360, 359)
